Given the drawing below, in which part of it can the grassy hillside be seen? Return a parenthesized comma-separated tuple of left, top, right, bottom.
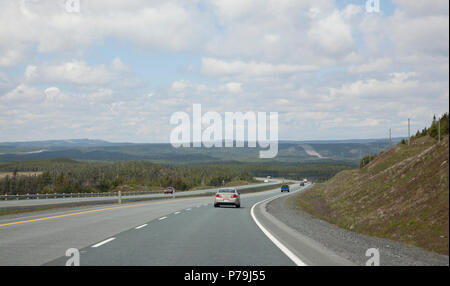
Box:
(293, 135, 449, 255)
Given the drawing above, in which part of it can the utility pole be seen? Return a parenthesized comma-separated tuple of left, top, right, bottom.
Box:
(408, 119, 411, 146)
(438, 120, 441, 143)
(389, 128, 392, 148)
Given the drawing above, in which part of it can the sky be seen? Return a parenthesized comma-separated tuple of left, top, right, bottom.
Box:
(0, 0, 448, 143)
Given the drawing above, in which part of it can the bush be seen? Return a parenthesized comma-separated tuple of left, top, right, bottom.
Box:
(360, 155, 377, 168)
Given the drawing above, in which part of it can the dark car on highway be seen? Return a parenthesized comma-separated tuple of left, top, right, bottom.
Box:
(281, 184, 290, 192)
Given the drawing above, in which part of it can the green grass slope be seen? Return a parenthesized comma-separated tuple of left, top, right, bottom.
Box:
(293, 135, 449, 255)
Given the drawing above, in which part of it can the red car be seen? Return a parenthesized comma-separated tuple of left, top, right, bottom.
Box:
(164, 187, 174, 194)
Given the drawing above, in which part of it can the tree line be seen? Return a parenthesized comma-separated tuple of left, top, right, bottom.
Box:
(0, 160, 254, 195)
(0, 158, 353, 195)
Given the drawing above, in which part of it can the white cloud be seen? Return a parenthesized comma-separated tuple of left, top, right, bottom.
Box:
(44, 87, 63, 100)
(348, 58, 393, 73)
(390, 13, 449, 56)
(84, 88, 114, 103)
(24, 59, 129, 85)
(332, 72, 420, 98)
(170, 80, 191, 92)
(342, 4, 362, 19)
(1, 84, 42, 102)
(111, 57, 129, 72)
(0, 47, 25, 67)
(393, 0, 449, 17)
(307, 11, 355, 58)
(0, 0, 448, 142)
(0, 1, 212, 65)
(201, 58, 317, 78)
(222, 82, 242, 93)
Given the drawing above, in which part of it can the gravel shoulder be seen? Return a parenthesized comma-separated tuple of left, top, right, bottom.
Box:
(266, 190, 449, 266)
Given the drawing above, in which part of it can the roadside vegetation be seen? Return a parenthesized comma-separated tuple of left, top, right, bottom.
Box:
(0, 160, 256, 195)
(0, 159, 352, 195)
(292, 114, 449, 255)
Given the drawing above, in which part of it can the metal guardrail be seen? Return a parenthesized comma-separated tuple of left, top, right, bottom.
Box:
(0, 181, 284, 202)
(0, 190, 164, 201)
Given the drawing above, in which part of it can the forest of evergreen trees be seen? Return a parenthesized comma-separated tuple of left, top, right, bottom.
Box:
(0, 159, 352, 195)
(412, 113, 449, 140)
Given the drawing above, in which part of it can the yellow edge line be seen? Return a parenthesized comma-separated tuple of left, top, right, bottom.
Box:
(0, 196, 203, 228)
(0, 205, 134, 227)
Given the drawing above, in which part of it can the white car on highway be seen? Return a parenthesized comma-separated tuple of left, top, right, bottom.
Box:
(214, 188, 241, 208)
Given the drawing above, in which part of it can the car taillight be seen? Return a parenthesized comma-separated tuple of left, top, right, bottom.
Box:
(231, 194, 237, 198)
(216, 194, 221, 198)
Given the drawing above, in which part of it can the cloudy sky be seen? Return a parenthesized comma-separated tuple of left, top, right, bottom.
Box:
(0, 0, 448, 143)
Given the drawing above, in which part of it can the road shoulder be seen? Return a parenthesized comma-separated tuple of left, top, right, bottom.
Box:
(251, 189, 354, 266)
(265, 190, 449, 266)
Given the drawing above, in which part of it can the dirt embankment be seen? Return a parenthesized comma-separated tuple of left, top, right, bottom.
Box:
(293, 135, 449, 255)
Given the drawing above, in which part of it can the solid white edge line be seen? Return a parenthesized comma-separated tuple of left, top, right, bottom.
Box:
(158, 216, 167, 220)
(135, 224, 147, 229)
(91, 237, 116, 248)
(250, 195, 307, 266)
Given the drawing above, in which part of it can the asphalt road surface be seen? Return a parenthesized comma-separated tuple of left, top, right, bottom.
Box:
(0, 184, 301, 266)
(2, 182, 446, 266)
(0, 178, 280, 210)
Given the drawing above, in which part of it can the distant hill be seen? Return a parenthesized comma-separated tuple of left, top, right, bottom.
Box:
(0, 139, 130, 149)
(293, 135, 449, 255)
(280, 138, 403, 144)
(0, 138, 394, 164)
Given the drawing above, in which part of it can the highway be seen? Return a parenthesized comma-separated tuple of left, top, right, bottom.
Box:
(0, 183, 309, 266)
(0, 178, 280, 212)
(1, 181, 446, 266)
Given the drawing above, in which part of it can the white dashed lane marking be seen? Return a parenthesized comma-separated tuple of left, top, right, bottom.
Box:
(91, 237, 116, 248)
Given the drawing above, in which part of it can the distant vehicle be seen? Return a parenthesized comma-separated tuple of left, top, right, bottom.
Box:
(214, 188, 240, 208)
(264, 179, 269, 183)
(303, 178, 307, 182)
(300, 182, 305, 186)
(281, 184, 290, 192)
(164, 187, 174, 194)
